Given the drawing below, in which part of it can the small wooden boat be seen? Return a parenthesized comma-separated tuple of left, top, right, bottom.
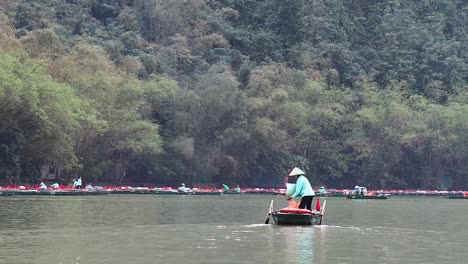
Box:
(14, 190, 52, 195)
(53, 190, 110, 196)
(192, 191, 223, 195)
(347, 186, 389, 199)
(14, 190, 110, 196)
(245, 191, 279, 195)
(271, 210, 323, 225)
(0, 191, 14, 196)
(154, 190, 186, 195)
(110, 189, 154, 194)
(318, 193, 345, 197)
(222, 191, 243, 195)
(346, 194, 389, 199)
(265, 199, 326, 226)
(446, 195, 468, 199)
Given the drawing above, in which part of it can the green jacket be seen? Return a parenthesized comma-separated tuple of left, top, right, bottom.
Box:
(292, 175, 315, 198)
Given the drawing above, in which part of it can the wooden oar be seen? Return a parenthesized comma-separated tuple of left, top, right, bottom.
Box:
(319, 200, 326, 225)
(264, 200, 274, 224)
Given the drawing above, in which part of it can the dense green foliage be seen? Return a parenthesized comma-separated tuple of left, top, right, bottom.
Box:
(0, 0, 467, 189)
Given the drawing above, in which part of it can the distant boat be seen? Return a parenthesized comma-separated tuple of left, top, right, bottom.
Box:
(346, 186, 389, 199)
(153, 190, 224, 195)
(192, 191, 223, 195)
(446, 194, 468, 199)
(346, 194, 389, 200)
(155, 190, 187, 195)
(110, 189, 153, 194)
(53, 190, 110, 196)
(14, 190, 51, 195)
(318, 192, 345, 197)
(0, 191, 14, 196)
(13, 190, 110, 196)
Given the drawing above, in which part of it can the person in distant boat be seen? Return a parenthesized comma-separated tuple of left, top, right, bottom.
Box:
(222, 184, 230, 192)
(286, 167, 315, 210)
(319, 186, 326, 196)
(235, 185, 241, 193)
(51, 183, 60, 189)
(86, 184, 93, 190)
(353, 185, 363, 195)
(76, 177, 82, 189)
(39, 182, 48, 190)
(178, 183, 186, 192)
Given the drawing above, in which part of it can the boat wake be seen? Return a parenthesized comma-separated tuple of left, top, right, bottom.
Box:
(242, 224, 269, 228)
(315, 225, 366, 231)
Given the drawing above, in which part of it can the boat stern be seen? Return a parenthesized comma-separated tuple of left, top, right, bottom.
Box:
(272, 211, 322, 225)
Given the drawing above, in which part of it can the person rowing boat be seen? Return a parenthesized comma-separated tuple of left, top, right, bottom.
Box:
(286, 167, 315, 211)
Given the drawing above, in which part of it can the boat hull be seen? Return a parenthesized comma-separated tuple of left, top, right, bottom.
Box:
(271, 211, 322, 225)
(318, 193, 345, 197)
(13, 190, 110, 196)
(192, 192, 223, 195)
(110, 190, 154, 194)
(0, 191, 14, 196)
(53, 191, 110, 196)
(446, 195, 468, 199)
(346, 195, 388, 200)
(14, 191, 51, 195)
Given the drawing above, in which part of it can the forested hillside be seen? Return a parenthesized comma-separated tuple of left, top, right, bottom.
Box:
(0, 0, 467, 189)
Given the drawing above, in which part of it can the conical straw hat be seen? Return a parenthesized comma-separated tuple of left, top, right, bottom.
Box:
(288, 167, 305, 176)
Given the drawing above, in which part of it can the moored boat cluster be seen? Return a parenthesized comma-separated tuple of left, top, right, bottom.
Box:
(1, 185, 466, 197)
(0, 185, 282, 196)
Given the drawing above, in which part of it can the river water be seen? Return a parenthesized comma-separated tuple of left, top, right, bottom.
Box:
(0, 195, 466, 264)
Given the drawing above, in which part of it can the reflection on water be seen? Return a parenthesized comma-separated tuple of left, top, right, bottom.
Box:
(0, 195, 467, 264)
(280, 227, 315, 264)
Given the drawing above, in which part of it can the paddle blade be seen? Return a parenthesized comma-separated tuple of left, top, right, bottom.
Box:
(315, 198, 321, 211)
(264, 214, 270, 224)
(264, 200, 274, 224)
(319, 200, 326, 225)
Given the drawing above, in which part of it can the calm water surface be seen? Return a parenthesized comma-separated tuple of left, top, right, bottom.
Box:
(0, 195, 467, 264)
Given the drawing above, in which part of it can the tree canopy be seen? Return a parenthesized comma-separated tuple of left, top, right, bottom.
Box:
(0, 0, 467, 189)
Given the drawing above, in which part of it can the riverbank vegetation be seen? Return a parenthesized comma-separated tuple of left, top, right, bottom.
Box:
(0, 0, 467, 189)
